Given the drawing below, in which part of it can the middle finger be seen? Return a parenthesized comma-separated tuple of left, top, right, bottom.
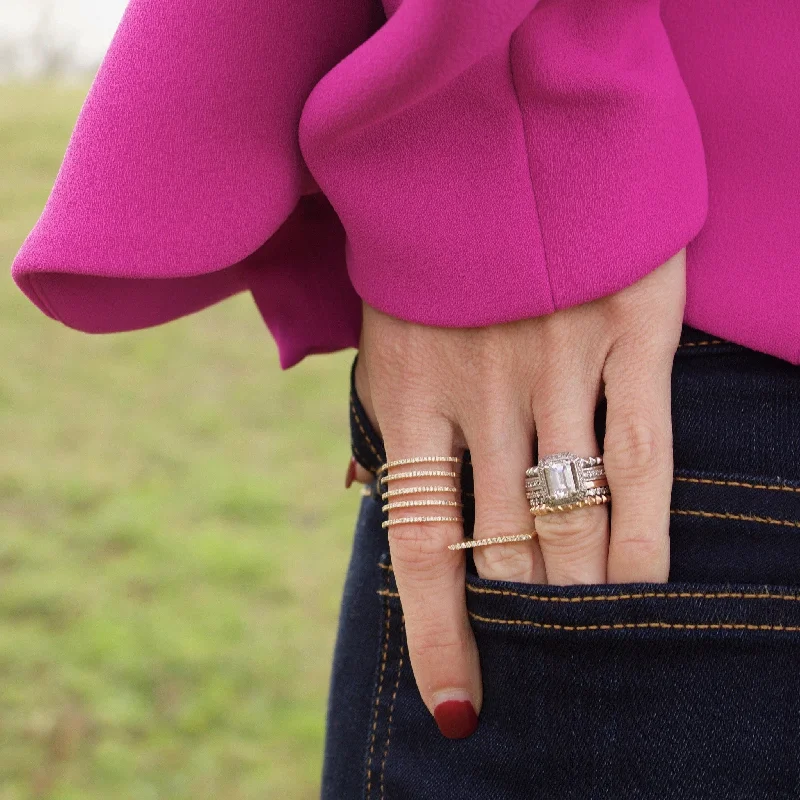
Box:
(466, 407, 547, 584)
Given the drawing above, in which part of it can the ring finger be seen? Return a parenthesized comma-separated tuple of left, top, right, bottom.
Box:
(531, 378, 609, 585)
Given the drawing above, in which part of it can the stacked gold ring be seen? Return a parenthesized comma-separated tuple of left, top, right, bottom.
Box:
(377, 456, 462, 473)
(380, 456, 464, 529)
(379, 455, 535, 552)
(526, 452, 611, 516)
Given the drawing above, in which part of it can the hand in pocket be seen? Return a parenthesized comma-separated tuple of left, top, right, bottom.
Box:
(353, 250, 685, 738)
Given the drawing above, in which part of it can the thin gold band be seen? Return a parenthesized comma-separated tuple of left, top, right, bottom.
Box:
(381, 486, 460, 500)
(382, 515, 462, 529)
(383, 500, 463, 512)
(378, 456, 462, 473)
(530, 494, 611, 516)
(380, 470, 460, 484)
(448, 533, 535, 551)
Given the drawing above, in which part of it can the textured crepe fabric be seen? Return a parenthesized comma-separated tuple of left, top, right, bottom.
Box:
(10, 0, 800, 366)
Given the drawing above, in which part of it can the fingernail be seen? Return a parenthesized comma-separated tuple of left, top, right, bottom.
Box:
(345, 457, 357, 489)
(433, 695, 478, 739)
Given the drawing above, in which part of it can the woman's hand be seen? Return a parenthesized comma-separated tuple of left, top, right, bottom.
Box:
(352, 250, 686, 738)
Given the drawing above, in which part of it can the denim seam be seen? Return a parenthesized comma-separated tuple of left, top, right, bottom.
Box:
(379, 621, 404, 800)
(365, 595, 392, 798)
(380, 564, 800, 603)
(467, 612, 800, 633)
(378, 587, 800, 604)
(380, 563, 800, 603)
(464, 584, 800, 603)
(672, 508, 800, 528)
(376, 591, 800, 631)
(351, 397, 383, 465)
(352, 440, 374, 475)
(674, 475, 800, 494)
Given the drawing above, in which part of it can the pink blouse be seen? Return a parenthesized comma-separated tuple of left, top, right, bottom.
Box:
(11, 0, 800, 366)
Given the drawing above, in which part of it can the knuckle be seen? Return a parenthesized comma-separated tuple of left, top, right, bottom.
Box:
(411, 627, 468, 663)
(388, 522, 463, 580)
(534, 505, 606, 542)
(605, 416, 671, 479)
(387, 523, 457, 573)
(613, 533, 667, 562)
(609, 534, 669, 581)
(605, 291, 682, 346)
(472, 505, 540, 581)
(533, 508, 608, 564)
(470, 426, 516, 458)
(473, 542, 537, 583)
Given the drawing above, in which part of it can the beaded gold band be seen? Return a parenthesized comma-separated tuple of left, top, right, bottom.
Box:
(383, 499, 463, 512)
(381, 456, 464, 531)
(378, 456, 462, 473)
(381, 485, 459, 500)
(382, 516, 462, 529)
(378, 455, 536, 551)
(380, 470, 460, 484)
(529, 491, 611, 516)
(448, 533, 535, 551)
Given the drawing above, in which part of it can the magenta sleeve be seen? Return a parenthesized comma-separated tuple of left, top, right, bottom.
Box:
(12, 0, 708, 367)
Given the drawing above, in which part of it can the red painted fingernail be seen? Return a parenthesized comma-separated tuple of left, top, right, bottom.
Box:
(345, 457, 357, 489)
(433, 699, 478, 739)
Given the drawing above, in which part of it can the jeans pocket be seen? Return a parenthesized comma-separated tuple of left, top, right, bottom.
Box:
(669, 468, 800, 584)
(367, 558, 800, 800)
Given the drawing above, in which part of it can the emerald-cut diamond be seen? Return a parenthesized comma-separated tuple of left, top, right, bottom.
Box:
(542, 461, 581, 501)
(527, 452, 606, 514)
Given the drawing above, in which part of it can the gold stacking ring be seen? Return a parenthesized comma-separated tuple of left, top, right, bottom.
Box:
(380, 469, 460, 484)
(530, 493, 610, 515)
(526, 452, 611, 516)
(381, 485, 459, 500)
(383, 499, 463, 512)
(383, 516, 462, 529)
(448, 533, 535, 551)
(378, 455, 538, 551)
(381, 456, 464, 530)
(378, 456, 462, 473)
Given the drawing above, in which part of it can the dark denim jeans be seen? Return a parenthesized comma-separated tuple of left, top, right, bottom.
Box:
(321, 325, 800, 799)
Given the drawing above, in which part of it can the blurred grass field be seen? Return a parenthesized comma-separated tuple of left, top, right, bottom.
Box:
(0, 83, 360, 799)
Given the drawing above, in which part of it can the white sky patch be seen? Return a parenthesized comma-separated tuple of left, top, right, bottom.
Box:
(0, 0, 128, 70)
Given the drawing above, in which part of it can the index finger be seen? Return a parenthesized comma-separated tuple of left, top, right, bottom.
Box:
(381, 417, 482, 739)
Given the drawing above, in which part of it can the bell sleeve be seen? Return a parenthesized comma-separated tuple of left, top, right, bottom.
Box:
(299, 0, 708, 327)
(11, 0, 379, 368)
(12, 0, 707, 367)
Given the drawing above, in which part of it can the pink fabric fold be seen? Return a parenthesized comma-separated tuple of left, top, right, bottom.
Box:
(10, 0, 800, 365)
(12, 0, 374, 367)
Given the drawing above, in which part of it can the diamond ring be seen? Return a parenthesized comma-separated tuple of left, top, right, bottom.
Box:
(525, 452, 610, 516)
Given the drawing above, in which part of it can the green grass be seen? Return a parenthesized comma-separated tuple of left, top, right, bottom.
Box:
(0, 82, 360, 799)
